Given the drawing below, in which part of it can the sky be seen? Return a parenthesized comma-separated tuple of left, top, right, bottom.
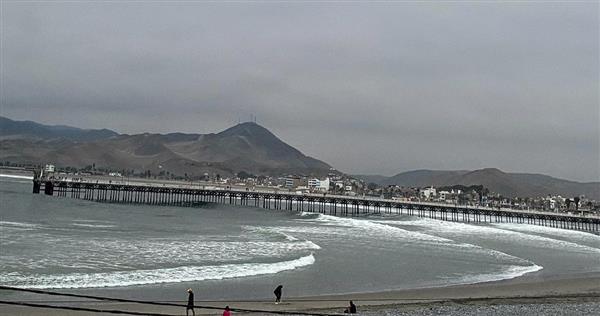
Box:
(1, 1, 598, 182)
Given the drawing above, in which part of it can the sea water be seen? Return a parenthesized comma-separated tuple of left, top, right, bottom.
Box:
(1, 177, 599, 301)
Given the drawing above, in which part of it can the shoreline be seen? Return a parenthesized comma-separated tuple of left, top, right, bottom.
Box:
(2, 272, 599, 315)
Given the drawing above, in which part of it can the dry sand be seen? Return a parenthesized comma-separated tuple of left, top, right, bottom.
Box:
(1, 273, 599, 316)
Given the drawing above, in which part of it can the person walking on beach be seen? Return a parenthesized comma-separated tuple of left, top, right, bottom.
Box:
(223, 305, 231, 316)
(273, 285, 283, 304)
(344, 300, 357, 314)
(186, 288, 195, 316)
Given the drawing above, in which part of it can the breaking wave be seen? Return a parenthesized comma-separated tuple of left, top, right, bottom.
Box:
(296, 214, 544, 281)
(444, 263, 543, 286)
(0, 221, 42, 230)
(0, 174, 34, 180)
(1, 254, 316, 289)
(71, 223, 117, 229)
(381, 217, 600, 254)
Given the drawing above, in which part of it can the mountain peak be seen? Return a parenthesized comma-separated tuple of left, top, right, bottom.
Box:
(0, 116, 332, 177)
(217, 121, 274, 138)
(470, 168, 505, 175)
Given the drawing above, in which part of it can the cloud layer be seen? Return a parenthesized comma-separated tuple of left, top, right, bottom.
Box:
(2, 2, 598, 181)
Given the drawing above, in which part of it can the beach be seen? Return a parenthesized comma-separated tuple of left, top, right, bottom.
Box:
(2, 273, 599, 315)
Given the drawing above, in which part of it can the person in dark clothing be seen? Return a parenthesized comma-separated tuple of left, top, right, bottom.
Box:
(273, 285, 283, 304)
(186, 288, 195, 316)
(344, 300, 357, 314)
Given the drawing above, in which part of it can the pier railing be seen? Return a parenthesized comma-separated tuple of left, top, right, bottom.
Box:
(32, 178, 600, 233)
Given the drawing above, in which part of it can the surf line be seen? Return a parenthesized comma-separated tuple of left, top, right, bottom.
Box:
(0, 286, 338, 316)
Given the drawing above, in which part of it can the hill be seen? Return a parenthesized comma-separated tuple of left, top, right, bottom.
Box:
(0, 118, 332, 177)
(356, 168, 600, 200)
(0, 116, 118, 142)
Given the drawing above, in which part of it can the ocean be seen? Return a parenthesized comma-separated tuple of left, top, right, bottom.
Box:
(1, 176, 599, 301)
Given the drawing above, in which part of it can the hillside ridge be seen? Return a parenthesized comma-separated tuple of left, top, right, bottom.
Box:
(0, 117, 332, 177)
(355, 168, 599, 199)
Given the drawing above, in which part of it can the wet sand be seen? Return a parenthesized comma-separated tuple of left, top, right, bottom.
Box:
(1, 273, 599, 315)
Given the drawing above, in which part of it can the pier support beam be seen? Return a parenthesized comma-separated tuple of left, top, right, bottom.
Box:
(44, 181, 54, 195)
(32, 181, 40, 194)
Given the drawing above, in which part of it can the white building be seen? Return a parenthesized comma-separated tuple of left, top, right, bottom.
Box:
(308, 178, 319, 187)
(308, 178, 330, 192)
(44, 164, 55, 173)
(420, 186, 437, 199)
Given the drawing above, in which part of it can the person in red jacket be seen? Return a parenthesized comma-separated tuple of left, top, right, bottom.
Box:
(223, 305, 231, 316)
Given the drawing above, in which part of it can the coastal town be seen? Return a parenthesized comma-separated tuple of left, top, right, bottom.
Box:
(3, 162, 598, 216)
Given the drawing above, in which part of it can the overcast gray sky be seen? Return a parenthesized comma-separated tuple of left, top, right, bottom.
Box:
(1, 1, 598, 181)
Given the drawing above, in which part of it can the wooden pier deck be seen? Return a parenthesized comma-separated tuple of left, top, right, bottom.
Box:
(32, 177, 600, 233)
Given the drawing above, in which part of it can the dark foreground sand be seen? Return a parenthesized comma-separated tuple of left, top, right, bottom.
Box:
(1, 274, 599, 316)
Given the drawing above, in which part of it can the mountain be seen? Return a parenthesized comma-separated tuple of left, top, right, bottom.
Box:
(356, 168, 600, 200)
(381, 169, 471, 187)
(0, 117, 332, 177)
(0, 116, 118, 142)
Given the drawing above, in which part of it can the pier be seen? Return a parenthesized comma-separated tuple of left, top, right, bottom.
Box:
(32, 177, 600, 233)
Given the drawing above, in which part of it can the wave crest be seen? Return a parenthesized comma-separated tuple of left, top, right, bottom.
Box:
(1, 254, 316, 289)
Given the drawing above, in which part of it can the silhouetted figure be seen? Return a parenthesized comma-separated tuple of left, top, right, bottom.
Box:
(273, 285, 283, 304)
(344, 300, 357, 314)
(186, 288, 195, 316)
(223, 305, 231, 316)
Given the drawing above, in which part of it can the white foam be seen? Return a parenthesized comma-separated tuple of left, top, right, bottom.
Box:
(0, 221, 41, 229)
(243, 225, 300, 241)
(72, 223, 117, 229)
(1, 254, 316, 289)
(1, 234, 322, 271)
(492, 222, 600, 244)
(0, 174, 33, 180)
(302, 240, 322, 250)
(299, 214, 539, 267)
(445, 263, 544, 286)
(311, 214, 518, 256)
(73, 219, 114, 223)
(283, 233, 299, 241)
(310, 214, 450, 243)
(384, 217, 600, 254)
